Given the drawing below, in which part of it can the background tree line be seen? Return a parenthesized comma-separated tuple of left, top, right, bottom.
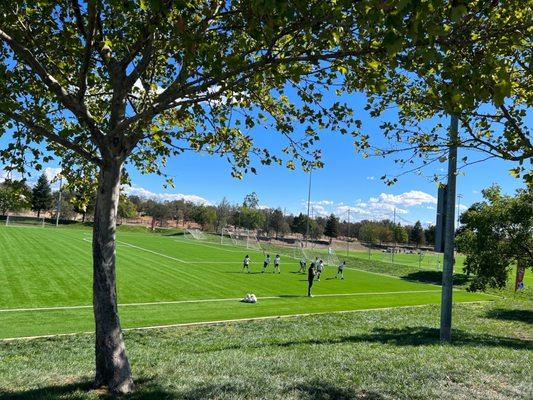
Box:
(1, 177, 434, 246)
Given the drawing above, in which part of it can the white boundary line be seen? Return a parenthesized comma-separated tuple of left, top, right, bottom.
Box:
(115, 240, 189, 263)
(0, 289, 445, 313)
(0, 300, 495, 342)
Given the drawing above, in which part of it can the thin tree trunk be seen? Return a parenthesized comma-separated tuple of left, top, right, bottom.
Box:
(92, 160, 134, 394)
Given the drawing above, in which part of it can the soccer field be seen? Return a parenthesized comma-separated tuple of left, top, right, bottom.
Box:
(0, 225, 493, 339)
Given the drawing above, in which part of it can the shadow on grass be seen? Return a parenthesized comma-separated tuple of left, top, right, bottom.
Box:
(401, 271, 470, 286)
(191, 326, 531, 354)
(485, 308, 533, 324)
(286, 380, 385, 400)
(0, 378, 178, 400)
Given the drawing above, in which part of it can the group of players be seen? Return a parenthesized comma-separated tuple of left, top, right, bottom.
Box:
(241, 253, 347, 297)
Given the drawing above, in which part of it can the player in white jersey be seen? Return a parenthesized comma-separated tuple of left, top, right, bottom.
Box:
(336, 261, 346, 279)
(316, 259, 324, 281)
(261, 254, 271, 273)
(242, 255, 251, 273)
(273, 254, 281, 273)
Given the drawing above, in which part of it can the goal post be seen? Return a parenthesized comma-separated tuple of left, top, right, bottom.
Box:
(184, 228, 206, 240)
(6, 215, 45, 227)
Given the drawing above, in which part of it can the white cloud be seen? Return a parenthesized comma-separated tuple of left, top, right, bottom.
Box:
(299, 189, 438, 222)
(44, 167, 62, 182)
(369, 190, 437, 208)
(122, 184, 212, 205)
(366, 176, 375, 180)
(456, 204, 468, 211)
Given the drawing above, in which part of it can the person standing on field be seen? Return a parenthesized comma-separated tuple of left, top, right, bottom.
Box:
(242, 255, 251, 273)
(273, 254, 281, 273)
(261, 254, 270, 273)
(316, 259, 324, 281)
(299, 257, 306, 273)
(307, 263, 316, 297)
(336, 261, 346, 279)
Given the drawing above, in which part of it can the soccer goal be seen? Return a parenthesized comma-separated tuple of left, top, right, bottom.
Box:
(184, 228, 206, 240)
(5, 215, 45, 227)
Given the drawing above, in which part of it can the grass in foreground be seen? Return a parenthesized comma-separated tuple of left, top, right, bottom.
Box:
(0, 299, 531, 399)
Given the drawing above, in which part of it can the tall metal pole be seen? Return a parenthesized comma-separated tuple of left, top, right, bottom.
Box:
(456, 194, 463, 226)
(55, 175, 63, 227)
(305, 168, 312, 247)
(440, 115, 458, 342)
(346, 209, 351, 257)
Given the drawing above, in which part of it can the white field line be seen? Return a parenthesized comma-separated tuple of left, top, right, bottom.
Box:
(0, 300, 496, 342)
(115, 240, 189, 264)
(0, 289, 445, 313)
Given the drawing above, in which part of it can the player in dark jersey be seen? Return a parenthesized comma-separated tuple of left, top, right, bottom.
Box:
(307, 263, 316, 297)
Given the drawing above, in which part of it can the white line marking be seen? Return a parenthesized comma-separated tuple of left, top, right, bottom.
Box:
(115, 240, 189, 264)
(0, 289, 449, 313)
(0, 300, 495, 342)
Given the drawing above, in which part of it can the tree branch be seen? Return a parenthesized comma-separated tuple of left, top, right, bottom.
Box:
(0, 27, 105, 146)
(4, 110, 102, 166)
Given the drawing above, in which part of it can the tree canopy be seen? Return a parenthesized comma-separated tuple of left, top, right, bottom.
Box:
(456, 185, 532, 291)
(31, 174, 53, 217)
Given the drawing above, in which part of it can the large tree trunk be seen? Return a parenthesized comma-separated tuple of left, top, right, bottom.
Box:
(92, 160, 134, 394)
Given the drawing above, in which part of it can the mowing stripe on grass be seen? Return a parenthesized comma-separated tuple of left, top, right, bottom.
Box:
(0, 289, 443, 313)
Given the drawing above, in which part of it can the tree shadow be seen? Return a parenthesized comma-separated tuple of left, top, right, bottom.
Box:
(179, 382, 247, 400)
(286, 381, 385, 400)
(0, 378, 177, 400)
(190, 326, 531, 354)
(485, 308, 533, 324)
(401, 271, 470, 286)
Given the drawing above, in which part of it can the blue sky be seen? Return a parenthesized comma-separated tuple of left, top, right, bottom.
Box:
(0, 90, 526, 226)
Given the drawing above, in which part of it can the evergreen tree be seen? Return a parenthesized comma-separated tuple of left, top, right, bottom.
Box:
(31, 174, 53, 218)
(324, 214, 339, 243)
(410, 221, 425, 247)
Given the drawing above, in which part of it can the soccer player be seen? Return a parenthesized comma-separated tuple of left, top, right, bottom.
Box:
(336, 261, 346, 279)
(307, 263, 316, 297)
(273, 254, 281, 273)
(242, 255, 251, 273)
(316, 259, 324, 281)
(261, 254, 270, 273)
(298, 257, 306, 273)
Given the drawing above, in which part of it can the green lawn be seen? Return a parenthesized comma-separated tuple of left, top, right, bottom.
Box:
(0, 300, 530, 399)
(0, 225, 492, 339)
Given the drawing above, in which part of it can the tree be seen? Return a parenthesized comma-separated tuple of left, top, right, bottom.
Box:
(410, 221, 425, 247)
(456, 185, 532, 291)
(0, 3, 358, 388)
(243, 192, 259, 209)
(268, 208, 286, 238)
(145, 201, 170, 230)
(324, 214, 339, 243)
(290, 213, 308, 236)
(31, 174, 52, 218)
(345, 1, 532, 186)
(215, 197, 232, 233)
(424, 225, 436, 246)
(0, 181, 31, 216)
(392, 224, 408, 244)
(118, 196, 138, 220)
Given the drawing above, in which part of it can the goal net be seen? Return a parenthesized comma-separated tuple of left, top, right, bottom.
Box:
(297, 241, 340, 266)
(220, 228, 263, 251)
(184, 228, 206, 240)
(6, 215, 45, 227)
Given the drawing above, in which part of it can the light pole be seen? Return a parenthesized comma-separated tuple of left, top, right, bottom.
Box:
(456, 193, 463, 226)
(305, 168, 312, 247)
(440, 115, 459, 342)
(55, 175, 63, 227)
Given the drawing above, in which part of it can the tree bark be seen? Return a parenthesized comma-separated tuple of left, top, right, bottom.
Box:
(92, 159, 134, 394)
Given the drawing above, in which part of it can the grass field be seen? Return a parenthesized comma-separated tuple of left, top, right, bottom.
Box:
(0, 300, 531, 399)
(0, 224, 494, 339)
